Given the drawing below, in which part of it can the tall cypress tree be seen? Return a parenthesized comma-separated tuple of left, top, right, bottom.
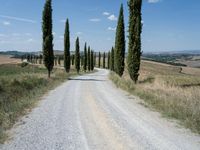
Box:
(114, 4, 125, 77)
(42, 0, 54, 78)
(64, 19, 70, 73)
(91, 50, 94, 71)
(127, 0, 142, 83)
(87, 46, 91, 71)
(107, 51, 110, 69)
(103, 52, 106, 69)
(110, 47, 115, 71)
(84, 42, 87, 72)
(98, 52, 101, 68)
(75, 37, 80, 73)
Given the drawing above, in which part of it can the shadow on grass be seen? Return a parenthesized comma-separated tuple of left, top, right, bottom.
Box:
(139, 77, 155, 84)
(179, 83, 200, 88)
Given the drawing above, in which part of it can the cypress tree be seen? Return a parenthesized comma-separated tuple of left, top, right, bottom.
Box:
(81, 55, 84, 67)
(42, 0, 54, 78)
(98, 52, 101, 68)
(39, 54, 42, 64)
(110, 47, 115, 71)
(94, 53, 96, 67)
(54, 56, 57, 66)
(103, 52, 106, 69)
(64, 19, 70, 73)
(114, 4, 125, 77)
(91, 50, 94, 71)
(84, 42, 87, 72)
(75, 37, 80, 73)
(71, 55, 75, 65)
(87, 46, 91, 71)
(107, 51, 110, 69)
(58, 56, 61, 65)
(127, 0, 142, 83)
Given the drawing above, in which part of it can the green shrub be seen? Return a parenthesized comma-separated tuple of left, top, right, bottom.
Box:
(20, 62, 29, 68)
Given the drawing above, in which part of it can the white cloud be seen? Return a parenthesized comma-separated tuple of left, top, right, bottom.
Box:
(89, 18, 101, 22)
(25, 33, 32, 36)
(3, 21, 10, 26)
(0, 34, 6, 37)
(76, 32, 83, 35)
(148, 0, 161, 3)
(12, 33, 20, 36)
(27, 38, 34, 42)
(53, 32, 56, 35)
(103, 12, 110, 16)
(59, 36, 64, 39)
(0, 15, 36, 23)
(60, 19, 65, 23)
(108, 15, 117, 21)
(108, 27, 116, 31)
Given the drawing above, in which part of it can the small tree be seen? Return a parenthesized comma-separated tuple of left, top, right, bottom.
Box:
(127, 0, 142, 83)
(39, 54, 43, 64)
(54, 56, 57, 66)
(91, 50, 94, 71)
(81, 55, 84, 67)
(75, 37, 80, 73)
(64, 19, 70, 73)
(103, 52, 106, 69)
(94, 53, 96, 67)
(98, 52, 101, 68)
(83, 42, 87, 72)
(87, 46, 91, 71)
(110, 47, 115, 71)
(114, 4, 125, 77)
(71, 55, 75, 65)
(42, 0, 54, 78)
(58, 56, 61, 65)
(107, 51, 110, 69)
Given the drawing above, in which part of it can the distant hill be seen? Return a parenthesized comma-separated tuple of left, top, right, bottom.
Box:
(0, 50, 67, 57)
(143, 50, 200, 55)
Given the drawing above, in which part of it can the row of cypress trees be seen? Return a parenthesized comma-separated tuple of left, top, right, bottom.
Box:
(107, 0, 142, 83)
(42, 0, 142, 80)
(42, 0, 95, 77)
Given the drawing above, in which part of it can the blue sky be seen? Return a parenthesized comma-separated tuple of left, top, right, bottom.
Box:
(0, 0, 199, 52)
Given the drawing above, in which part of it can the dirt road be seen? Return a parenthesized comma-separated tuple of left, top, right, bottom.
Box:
(1, 69, 200, 150)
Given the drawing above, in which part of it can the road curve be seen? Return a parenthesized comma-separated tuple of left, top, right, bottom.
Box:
(1, 69, 200, 150)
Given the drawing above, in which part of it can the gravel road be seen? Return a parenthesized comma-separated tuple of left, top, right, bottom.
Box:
(1, 69, 200, 150)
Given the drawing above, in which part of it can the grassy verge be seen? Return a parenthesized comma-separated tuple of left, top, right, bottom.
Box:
(110, 61, 200, 134)
(0, 63, 82, 143)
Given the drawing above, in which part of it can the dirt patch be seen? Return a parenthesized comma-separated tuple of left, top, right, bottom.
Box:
(0, 55, 20, 65)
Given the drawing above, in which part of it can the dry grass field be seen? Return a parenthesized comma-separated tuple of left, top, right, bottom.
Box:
(0, 63, 79, 143)
(110, 60, 200, 133)
(0, 55, 20, 65)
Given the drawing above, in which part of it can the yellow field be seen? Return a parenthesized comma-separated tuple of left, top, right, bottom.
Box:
(0, 55, 20, 65)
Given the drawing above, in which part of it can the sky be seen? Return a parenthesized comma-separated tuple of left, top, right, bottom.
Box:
(0, 0, 200, 52)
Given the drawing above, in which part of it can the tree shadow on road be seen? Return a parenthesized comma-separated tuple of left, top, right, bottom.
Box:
(68, 78, 106, 82)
